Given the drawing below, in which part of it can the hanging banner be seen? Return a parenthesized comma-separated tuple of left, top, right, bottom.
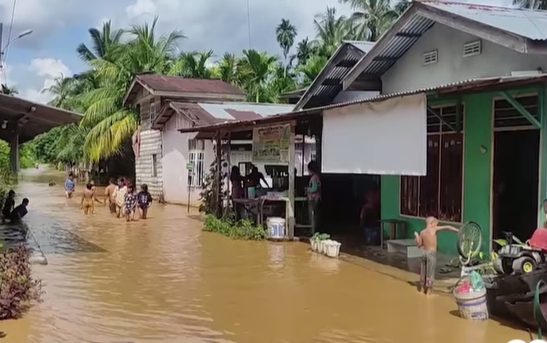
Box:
(252, 124, 290, 164)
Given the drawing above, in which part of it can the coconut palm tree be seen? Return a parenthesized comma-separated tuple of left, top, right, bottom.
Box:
(216, 53, 239, 85)
(314, 7, 352, 57)
(298, 55, 329, 86)
(295, 37, 317, 67)
(76, 20, 124, 62)
(168, 50, 214, 78)
(1, 84, 17, 95)
(339, 0, 398, 41)
(41, 75, 75, 108)
(80, 17, 185, 162)
(275, 19, 298, 66)
(237, 49, 279, 102)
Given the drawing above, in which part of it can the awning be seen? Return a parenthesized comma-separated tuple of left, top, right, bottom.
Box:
(322, 93, 427, 175)
(0, 94, 82, 143)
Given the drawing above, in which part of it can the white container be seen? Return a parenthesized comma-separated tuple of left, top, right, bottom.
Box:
(310, 239, 319, 251)
(319, 240, 329, 254)
(267, 217, 286, 238)
(325, 241, 342, 258)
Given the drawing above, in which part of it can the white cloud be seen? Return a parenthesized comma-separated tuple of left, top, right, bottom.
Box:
(126, 0, 156, 18)
(19, 58, 71, 103)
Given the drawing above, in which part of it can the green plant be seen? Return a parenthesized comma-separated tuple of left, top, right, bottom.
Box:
(203, 215, 267, 240)
(0, 244, 43, 319)
(199, 146, 226, 215)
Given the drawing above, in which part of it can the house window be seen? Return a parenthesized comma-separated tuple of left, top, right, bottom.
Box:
(149, 101, 156, 126)
(400, 105, 464, 222)
(152, 154, 158, 177)
(188, 139, 205, 187)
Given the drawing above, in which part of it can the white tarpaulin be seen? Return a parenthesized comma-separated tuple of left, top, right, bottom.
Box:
(321, 93, 427, 175)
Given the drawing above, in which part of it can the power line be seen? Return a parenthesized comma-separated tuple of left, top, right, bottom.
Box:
(246, 0, 252, 49)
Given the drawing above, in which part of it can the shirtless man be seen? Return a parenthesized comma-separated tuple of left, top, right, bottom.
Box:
(104, 178, 117, 214)
(414, 217, 459, 295)
(80, 183, 95, 215)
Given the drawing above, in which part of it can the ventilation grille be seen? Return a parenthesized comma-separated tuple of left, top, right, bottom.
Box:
(463, 40, 481, 57)
(423, 50, 438, 65)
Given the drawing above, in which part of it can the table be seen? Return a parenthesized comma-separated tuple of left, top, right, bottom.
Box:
(378, 219, 408, 248)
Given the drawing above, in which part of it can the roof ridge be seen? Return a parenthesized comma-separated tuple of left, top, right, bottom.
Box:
(422, 0, 547, 13)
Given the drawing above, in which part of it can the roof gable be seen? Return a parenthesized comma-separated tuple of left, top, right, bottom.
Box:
(343, 1, 547, 90)
(122, 74, 246, 105)
(294, 40, 372, 110)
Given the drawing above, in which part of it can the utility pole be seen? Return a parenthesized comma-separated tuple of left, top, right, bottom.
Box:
(0, 23, 4, 86)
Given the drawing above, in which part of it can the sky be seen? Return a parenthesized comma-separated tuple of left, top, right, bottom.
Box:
(0, 0, 511, 105)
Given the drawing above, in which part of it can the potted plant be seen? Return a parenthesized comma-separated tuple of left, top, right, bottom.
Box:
(310, 233, 321, 251)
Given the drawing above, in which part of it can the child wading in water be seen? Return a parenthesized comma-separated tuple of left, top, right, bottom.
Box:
(414, 217, 459, 295)
(81, 183, 95, 215)
(124, 184, 137, 222)
(137, 184, 153, 219)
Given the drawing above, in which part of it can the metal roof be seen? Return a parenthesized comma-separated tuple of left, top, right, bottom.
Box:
(0, 93, 81, 143)
(153, 101, 293, 130)
(294, 41, 373, 110)
(424, 2, 547, 41)
(177, 74, 547, 134)
(342, 1, 547, 90)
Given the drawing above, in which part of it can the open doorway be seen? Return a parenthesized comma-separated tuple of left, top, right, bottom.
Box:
(493, 129, 540, 241)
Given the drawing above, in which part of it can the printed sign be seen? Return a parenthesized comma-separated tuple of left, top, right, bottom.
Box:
(252, 124, 290, 164)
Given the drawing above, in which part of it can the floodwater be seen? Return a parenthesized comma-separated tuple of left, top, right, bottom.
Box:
(0, 167, 531, 342)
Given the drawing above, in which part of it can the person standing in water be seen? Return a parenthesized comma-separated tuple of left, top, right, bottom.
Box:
(65, 173, 76, 198)
(414, 217, 459, 295)
(80, 183, 95, 215)
(137, 184, 153, 219)
(306, 161, 321, 234)
(104, 178, 117, 214)
(89, 180, 103, 205)
(2, 190, 15, 223)
(124, 184, 137, 222)
(113, 178, 127, 218)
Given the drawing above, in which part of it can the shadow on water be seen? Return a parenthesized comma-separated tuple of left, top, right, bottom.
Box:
(0, 165, 534, 343)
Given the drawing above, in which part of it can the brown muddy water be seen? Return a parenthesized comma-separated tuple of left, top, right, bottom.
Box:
(0, 167, 531, 342)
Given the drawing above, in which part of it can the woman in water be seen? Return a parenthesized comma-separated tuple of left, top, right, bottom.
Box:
(137, 184, 153, 219)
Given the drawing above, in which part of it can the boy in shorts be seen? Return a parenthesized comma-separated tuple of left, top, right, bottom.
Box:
(414, 217, 459, 295)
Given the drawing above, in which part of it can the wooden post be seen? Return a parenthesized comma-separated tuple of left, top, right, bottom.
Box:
(215, 131, 222, 217)
(287, 123, 296, 239)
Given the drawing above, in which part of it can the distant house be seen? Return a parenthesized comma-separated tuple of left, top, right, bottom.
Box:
(122, 74, 312, 206)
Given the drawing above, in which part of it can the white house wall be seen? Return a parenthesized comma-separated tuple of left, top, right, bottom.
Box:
(162, 113, 214, 206)
(381, 23, 547, 94)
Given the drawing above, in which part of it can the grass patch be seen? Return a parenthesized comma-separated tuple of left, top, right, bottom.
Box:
(203, 214, 267, 240)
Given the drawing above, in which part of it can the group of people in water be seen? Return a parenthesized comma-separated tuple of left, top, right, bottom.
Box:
(64, 173, 153, 222)
(1, 190, 29, 223)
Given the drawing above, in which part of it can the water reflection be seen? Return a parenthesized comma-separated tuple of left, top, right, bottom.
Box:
(0, 166, 532, 342)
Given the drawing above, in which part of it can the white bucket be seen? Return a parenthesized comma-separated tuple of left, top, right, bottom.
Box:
(319, 240, 329, 254)
(310, 239, 319, 251)
(267, 217, 286, 238)
(325, 241, 342, 258)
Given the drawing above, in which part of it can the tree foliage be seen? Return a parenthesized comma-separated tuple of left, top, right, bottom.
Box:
(33, 1, 409, 165)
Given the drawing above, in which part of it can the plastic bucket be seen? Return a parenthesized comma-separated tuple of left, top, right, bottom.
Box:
(247, 187, 256, 199)
(454, 288, 489, 321)
(310, 239, 319, 251)
(319, 240, 328, 254)
(325, 241, 342, 258)
(267, 217, 286, 238)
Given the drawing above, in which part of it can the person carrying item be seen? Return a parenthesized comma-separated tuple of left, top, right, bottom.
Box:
(104, 178, 117, 214)
(137, 184, 153, 219)
(80, 183, 95, 215)
(65, 173, 76, 198)
(414, 216, 459, 295)
(9, 198, 29, 223)
(2, 190, 15, 222)
(113, 178, 128, 218)
(306, 161, 321, 234)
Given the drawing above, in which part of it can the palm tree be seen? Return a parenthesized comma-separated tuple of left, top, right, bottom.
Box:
(314, 7, 352, 57)
(295, 37, 317, 67)
(513, 0, 547, 9)
(339, 0, 398, 41)
(168, 50, 214, 78)
(41, 75, 75, 108)
(298, 55, 329, 86)
(76, 20, 124, 62)
(80, 17, 185, 162)
(394, 0, 412, 14)
(275, 19, 298, 66)
(216, 53, 239, 85)
(1, 84, 17, 95)
(237, 49, 279, 102)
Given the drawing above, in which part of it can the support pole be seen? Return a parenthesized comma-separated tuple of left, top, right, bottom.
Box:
(215, 131, 222, 217)
(287, 123, 296, 239)
(9, 127, 19, 173)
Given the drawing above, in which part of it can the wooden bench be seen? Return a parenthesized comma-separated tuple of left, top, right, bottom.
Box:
(386, 239, 422, 258)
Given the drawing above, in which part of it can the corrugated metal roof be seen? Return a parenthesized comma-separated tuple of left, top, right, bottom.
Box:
(178, 74, 547, 133)
(197, 102, 294, 120)
(423, 1, 547, 41)
(136, 74, 245, 95)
